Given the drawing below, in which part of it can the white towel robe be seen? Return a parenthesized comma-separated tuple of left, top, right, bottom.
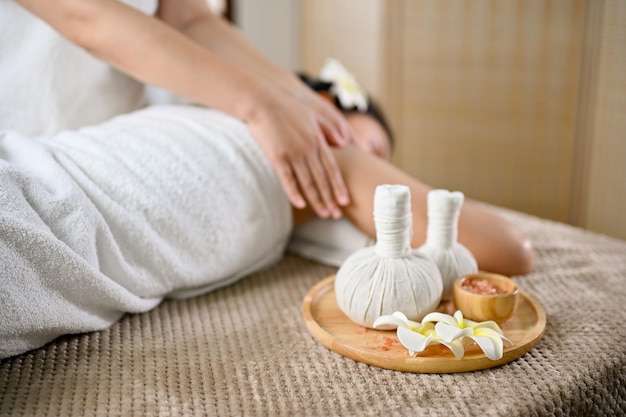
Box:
(0, 1, 291, 358)
(0, 106, 292, 359)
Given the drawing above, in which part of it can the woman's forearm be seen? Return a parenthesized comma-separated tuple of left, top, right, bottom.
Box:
(326, 145, 535, 276)
(176, 14, 304, 93)
(17, 0, 265, 121)
(16, 0, 353, 219)
(156, 0, 303, 94)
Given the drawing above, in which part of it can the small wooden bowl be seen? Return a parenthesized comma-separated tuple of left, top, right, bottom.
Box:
(453, 273, 520, 324)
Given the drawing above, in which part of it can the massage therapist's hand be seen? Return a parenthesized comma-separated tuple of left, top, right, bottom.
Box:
(246, 82, 351, 219)
(15, 0, 352, 217)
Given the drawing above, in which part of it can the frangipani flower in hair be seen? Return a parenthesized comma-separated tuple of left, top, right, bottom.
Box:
(319, 58, 369, 112)
(373, 312, 465, 359)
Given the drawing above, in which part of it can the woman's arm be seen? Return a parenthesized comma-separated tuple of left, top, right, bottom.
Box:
(16, 0, 350, 219)
(155, 0, 353, 151)
(156, 0, 309, 97)
(161, 2, 358, 159)
(295, 145, 535, 277)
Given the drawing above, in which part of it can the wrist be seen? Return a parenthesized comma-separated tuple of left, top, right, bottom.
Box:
(233, 78, 275, 124)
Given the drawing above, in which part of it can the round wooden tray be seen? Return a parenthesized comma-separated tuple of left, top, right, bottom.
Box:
(302, 275, 546, 373)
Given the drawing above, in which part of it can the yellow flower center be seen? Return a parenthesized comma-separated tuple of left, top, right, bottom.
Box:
(338, 73, 360, 94)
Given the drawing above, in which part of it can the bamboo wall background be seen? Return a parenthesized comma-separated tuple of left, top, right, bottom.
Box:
(300, 0, 626, 241)
(581, 0, 626, 240)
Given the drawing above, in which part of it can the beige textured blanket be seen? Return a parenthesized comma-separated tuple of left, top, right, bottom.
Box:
(1, 208, 625, 416)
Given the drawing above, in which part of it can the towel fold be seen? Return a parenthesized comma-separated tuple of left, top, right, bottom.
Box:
(0, 105, 292, 359)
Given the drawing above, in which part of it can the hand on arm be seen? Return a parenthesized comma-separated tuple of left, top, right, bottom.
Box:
(156, 0, 353, 148)
(17, 0, 351, 218)
(157, 0, 354, 217)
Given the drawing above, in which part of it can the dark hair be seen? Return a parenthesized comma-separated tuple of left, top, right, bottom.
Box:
(297, 72, 394, 147)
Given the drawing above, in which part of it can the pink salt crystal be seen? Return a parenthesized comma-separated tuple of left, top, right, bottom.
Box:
(462, 279, 505, 295)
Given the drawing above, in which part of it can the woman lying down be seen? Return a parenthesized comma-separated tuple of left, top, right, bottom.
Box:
(0, 97, 533, 359)
(0, 0, 531, 360)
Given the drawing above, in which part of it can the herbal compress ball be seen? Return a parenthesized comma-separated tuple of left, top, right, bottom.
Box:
(335, 184, 443, 328)
(418, 189, 478, 300)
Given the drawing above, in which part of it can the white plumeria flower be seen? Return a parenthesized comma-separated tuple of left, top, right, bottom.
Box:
(422, 310, 512, 360)
(373, 312, 465, 359)
(319, 58, 369, 112)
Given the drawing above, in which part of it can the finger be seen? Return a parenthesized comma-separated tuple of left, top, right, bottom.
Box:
(292, 158, 329, 218)
(313, 126, 350, 208)
(322, 98, 354, 142)
(320, 116, 352, 147)
(337, 117, 354, 144)
(318, 108, 353, 147)
(319, 142, 350, 207)
(273, 158, 306, 209)
(306, 151, 341, 219)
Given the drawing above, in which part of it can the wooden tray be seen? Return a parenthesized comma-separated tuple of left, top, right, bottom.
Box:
(302, 275, 546, 373)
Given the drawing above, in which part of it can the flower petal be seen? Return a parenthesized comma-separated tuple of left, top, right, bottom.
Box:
(473, 327, 501, 337)
(320, 59, 368, 111)
(471, 320, 503, 333)
(435, 322, 473, 343)
(462, 317, 479, 327)
(468, 335, 504, 360)
(453, 310, 465, 326)
(419, 322, 437, 336)
(373, 314, 409, 330)
(319, 59, 344, 81)
(473, 327, 512, 345)
(397, 326, 433, 355)
(434, 339, 466, 359)
(354, 94, 369, 112)
(422, 312, 458, 327)
(391, 311, 410, 322)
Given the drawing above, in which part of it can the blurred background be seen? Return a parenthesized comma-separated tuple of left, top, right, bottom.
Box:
(230, 0, 625, 242)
